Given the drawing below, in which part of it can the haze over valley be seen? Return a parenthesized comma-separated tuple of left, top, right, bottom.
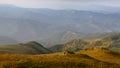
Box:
(0, 0, 120, 67)
(0, 4, 120, 47)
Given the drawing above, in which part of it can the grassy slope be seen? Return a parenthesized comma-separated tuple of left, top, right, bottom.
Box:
(80, 48, 120, 64)
(0, 44, 34, 54)
(49, 44, 64, 52)
(0, 43, 51, 54)
(0, 50, 120, 68)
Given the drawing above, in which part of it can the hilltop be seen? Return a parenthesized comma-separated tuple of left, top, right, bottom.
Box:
(49, 33, 120, 53)
(0, 41, 52, 54)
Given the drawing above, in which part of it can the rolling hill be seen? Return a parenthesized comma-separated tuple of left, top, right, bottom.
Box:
(80, 47, 120, 64)
(0, 41, 52, 54)
(50, 33, 120, 53)
(40, 31, 116, 47)
(49, 44, 64, 52)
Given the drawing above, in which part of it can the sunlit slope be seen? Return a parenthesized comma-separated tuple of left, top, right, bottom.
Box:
(80, 48, 120, 64)
(0, 51, 119, 68)
(62, 34, 120, 52)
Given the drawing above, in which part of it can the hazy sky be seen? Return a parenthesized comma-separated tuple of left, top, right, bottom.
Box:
(0, 0, 120, 9)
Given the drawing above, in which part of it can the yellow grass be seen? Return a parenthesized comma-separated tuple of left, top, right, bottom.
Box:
(80, 48, 120, 64)
(0, 51, 119, 68)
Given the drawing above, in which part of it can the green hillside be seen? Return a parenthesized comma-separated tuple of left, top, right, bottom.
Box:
(49, 44, 64, 52)
(0, 41, 52, 54)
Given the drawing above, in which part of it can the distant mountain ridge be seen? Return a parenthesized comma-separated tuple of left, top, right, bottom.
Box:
(41, 31, 116, 47)
(1, 5, 120, 47)
(50, 33, 120, 52)
(0, 36, 18, 44)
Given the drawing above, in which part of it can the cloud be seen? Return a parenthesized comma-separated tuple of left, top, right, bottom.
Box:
(0, 0, 120, 9)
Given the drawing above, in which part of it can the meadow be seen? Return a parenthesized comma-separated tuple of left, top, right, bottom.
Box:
(0, 50, 120, 68)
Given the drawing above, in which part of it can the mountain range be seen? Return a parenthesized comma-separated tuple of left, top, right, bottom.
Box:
(0, 36, 18, 44)
(0, 4, 120, 68)
(1, 4, 120, 47)
(0, 33, 120, 55)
